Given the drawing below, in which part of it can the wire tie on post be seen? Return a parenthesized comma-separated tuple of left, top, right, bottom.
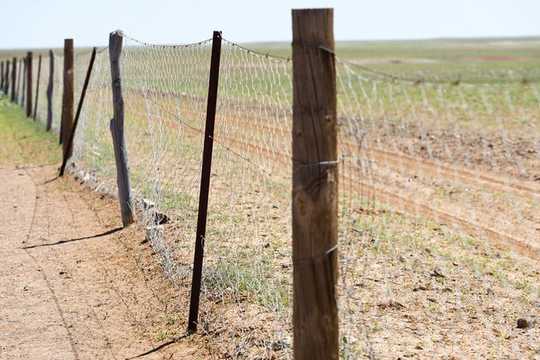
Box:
(295, 159, 339, 168)
(293, 244, 338, 265)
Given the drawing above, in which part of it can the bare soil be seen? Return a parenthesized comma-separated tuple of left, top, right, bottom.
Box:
(0, 160, 208, 357)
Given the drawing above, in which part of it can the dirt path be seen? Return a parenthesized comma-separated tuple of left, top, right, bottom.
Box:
(0, 164, 204, 359)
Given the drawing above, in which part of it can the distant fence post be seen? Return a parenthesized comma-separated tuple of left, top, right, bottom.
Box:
(291, 8, 338, 360)
(60, 47, 97, 177)
(10, 57, 16, 102)
(1, 61, 4, 91)
(21, 57, 26, 107)
(33, 54, 42, 120)
(26, 51, 33, 117)
(109, 31, 134, 227)
(61, 39, 74, 155)
(3, 60, 9, 95)
(17, 58, 23, 105)
(46, 50, 54, 131)
(1, 61, 5, 92)
(187, 30, 222, 333)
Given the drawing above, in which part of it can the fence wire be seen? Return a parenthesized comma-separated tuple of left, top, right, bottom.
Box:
(336, 58, 540, 358)
(7, 34, 539, 359)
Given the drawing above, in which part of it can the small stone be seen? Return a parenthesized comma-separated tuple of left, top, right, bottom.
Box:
(430, 268, 445, 278)
(517, 318, 531, 329)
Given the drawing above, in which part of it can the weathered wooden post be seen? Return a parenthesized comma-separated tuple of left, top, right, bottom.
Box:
(46, 50, 54, 131)
(187, 30, 222, 333)
(109, 31, 134, 226)
(10, 57, 16, 102)
(3, 60, 9, 94)
(59, 47, 97, 177)
(291, 8, 338, 360)
(33, 54, 42, 120)
(61, 39, 74, 155)
(26, 52, 33, 117)
(1, 61, 5, 92)
(1, 61, 4, 91)
(19, 58, 25, 106)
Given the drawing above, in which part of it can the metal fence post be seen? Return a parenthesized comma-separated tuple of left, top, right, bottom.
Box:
(26, 51, 33, 117)
(187, 30, 222, 333)
(46, 50, 54, 131)
(10, 57, 16, 102)
(61, 39, 74, 154)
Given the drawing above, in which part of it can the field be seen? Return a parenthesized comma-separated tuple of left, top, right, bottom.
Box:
(2, 36, 539, 359)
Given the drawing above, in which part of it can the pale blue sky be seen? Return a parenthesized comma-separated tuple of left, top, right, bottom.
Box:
(2, 0, 540, 48)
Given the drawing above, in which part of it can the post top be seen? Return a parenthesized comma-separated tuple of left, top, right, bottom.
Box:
(292, 8, 333, 13)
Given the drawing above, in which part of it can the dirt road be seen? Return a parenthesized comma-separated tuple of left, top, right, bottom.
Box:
(0, 164, 204, 359)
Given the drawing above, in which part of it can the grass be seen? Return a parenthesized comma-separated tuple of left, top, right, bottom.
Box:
(339, 202, 540, 358)
(0, 96, 61, 166)
(248, 36, 540, 79)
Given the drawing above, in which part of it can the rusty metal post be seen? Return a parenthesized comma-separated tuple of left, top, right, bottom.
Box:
(187, 30, 222, 333)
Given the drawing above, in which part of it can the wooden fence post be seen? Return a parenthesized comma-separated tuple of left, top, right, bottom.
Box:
(18, 58, 24, 106)
(26, 52, 33, 117)
(59, 47, 97, 177)
(19, 56, 26, 105)
(46, 50, 54, 131)
(3, 60, 9, 94)
(1, 61, 4, 91)
(61, 39, 74, 156)
(291, 8, 338, 360)
(17, 58, 21, 102)
(109, 31, 134, 227)
(33, 54, 41, 120)
(10, 57, 16, 102)
(1, 61, 5, 92)
(187, 30, 222, 333)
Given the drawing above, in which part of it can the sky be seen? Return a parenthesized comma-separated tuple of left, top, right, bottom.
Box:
(2, 0, 540, 48)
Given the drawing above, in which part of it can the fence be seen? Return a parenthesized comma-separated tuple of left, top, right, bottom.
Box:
(1, 8, 539, 359)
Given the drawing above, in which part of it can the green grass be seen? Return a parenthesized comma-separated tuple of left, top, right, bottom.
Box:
(0, 96, 61, 166)
(248, 36, 540, 79)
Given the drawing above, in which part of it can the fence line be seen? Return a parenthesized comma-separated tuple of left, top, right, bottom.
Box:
(0, 9, 539, 359)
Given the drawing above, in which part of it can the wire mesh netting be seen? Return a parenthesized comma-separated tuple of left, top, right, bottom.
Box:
(5, 33, 539, 359)
(335, 58, 540, 357)
(70, 35, 295, 358)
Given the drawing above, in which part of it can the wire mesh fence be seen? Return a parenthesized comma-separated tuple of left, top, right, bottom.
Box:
(335, 57, 540, 358)
(1, 27, 539, 359)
